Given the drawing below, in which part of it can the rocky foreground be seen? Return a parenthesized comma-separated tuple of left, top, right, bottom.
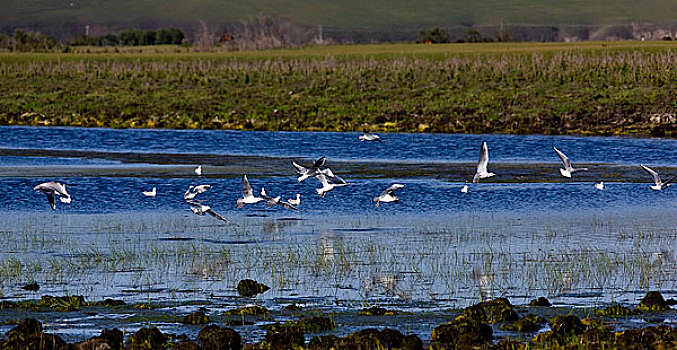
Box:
(2, 290, 677, 349)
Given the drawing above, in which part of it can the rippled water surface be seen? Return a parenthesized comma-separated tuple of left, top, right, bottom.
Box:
(0, 126, 676, 342)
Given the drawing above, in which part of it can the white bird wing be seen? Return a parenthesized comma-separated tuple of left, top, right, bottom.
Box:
(193, 184, 211, 194)
(316, 174, 330, 186)
(277, 201, 298, 210)
(476, 141, 490, 174)
(206, 208, 238, 225)
(242, 175, 254, 198)
(45, 192, 56, 210)
(553, 147, 571, 169)
(291, 159, 308, 175)
(640, 164, 662, 185)
(35, 182, 69, 197)
(312, 156, 326, 169)
(381, 184, 404, 196)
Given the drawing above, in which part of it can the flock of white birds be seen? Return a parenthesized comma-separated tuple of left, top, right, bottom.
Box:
(33, 132, 675, 224)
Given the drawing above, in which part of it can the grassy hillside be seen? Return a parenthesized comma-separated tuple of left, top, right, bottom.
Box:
(1, 41, 676, 137)
(3, 0, 677, 39)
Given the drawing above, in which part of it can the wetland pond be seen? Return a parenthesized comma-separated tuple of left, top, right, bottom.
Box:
(0, 126, 676, 345)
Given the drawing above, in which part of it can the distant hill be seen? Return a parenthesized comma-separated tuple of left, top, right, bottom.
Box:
(4, 0, 677, 42)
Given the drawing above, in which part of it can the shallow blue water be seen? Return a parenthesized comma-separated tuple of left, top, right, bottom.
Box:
(1, 125, 676, 165)
(1, 126, 677, 343)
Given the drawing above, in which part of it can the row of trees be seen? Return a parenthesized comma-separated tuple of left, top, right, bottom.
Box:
(0, 29, 57, 52)
(417, 27, 510, 43)
(71, 28, 185, 46)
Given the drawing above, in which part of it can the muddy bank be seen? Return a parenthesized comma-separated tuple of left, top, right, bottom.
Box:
(1, 147, 673, 183)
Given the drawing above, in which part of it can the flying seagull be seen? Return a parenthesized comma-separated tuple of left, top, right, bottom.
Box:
(236, 175, 264, 208)
(184, 184, 211, 200)
(287, 194, 301, 207)
(291, 156, 326, 182)
(34, 182, 71, 210)
(472, 141, 495, 184)
(553, 147, 588, 178)
(317, 167, 347, 184)
(373, 184, 404, 206)
(359, 132, 381, 142)
(260, 187, 298, 210)
(142, 187, 157, 197)
(186, 200, 238, 226)
(315, 174, 347, 198)
(194, 165, 202, 176)
(640, 164, 676, 191)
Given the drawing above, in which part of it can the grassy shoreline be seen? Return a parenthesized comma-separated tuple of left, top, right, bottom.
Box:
(1, 41, 676, 137)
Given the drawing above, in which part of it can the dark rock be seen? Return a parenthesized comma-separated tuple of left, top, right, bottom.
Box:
(548, 315, 586, 336)
(344, 328, 405, 349)
(282, 304, 302, 312)
(666, 298, 677, 306)
(499, 314, 546, 332)
(37, 295, 86, 311)
(172, 341, 200, 350)
(73, 328, 123, 350)
(579, 326, 614, 346)
(359, 306, 397, 316)
(401, 334, 423, 350)
(431, 315, 493, 348)
(182, 310, 210, 324)
(636, 291, 670, 312)
(264, 323, 305, 350)
(22, 282, 40, 291)
(236, 279, 270, 297)
(101, 328, 124, 350)
(308, 335, 340, 350)
(198, 324, 242, 350)
(94, 299, 126, 307)
(595, 304, 638, 317)
(464, 298, 519, 323)
(124, 327, 166, 350)
(224, 305, 269, 316)
(528, 297, 551, 307)
(531, 330, 565, 347)
(3, 318, 67, 350)
(615, 325, 675, 349)
(288, 316, 335, 332)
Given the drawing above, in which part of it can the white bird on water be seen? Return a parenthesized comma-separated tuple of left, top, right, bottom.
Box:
(291, 156, 326, 183)
(461, 185, 469, 193)
(640, 164, 676, 191)
(594, 182, 604, 190)
(472, 141, 495, 184)
(236, 175, 264, 208)
(315, 174, 347, 198)
(142, 187, 157, 197)
(359, 132, 381, 142)
(373, 184, 404, 206)
(194, 165, 202, 176)
(184, 184, 211, 200)
(34, 182, 71, 210)
(553, 147, 588, 178)
(287, 194, 301, 207)
(186, 200, 238, 226)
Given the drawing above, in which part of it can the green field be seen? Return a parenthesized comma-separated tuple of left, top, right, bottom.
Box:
(4, 0, 677, 40)
(1, 41, 676, 136)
